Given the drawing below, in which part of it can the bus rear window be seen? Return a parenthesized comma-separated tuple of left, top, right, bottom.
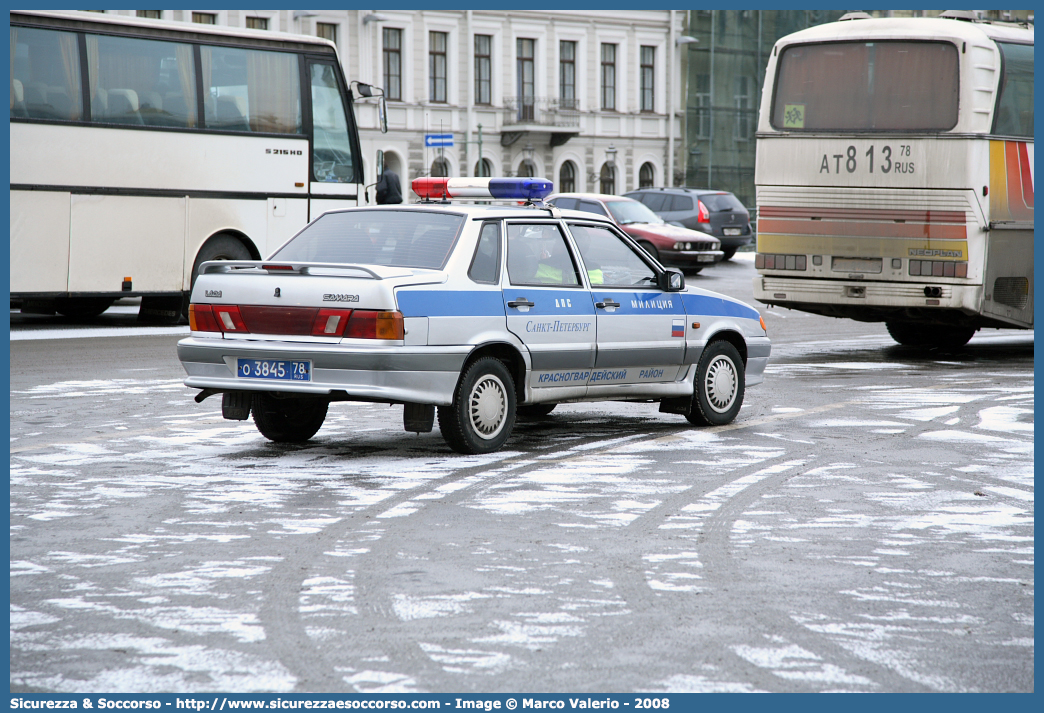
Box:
(771, 41, 959, 132)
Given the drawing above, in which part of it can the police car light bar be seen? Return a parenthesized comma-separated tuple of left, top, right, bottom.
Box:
(412, 177, 554, 202)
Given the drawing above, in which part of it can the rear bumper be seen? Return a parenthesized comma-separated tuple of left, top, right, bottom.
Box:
(660, 249, 725, 268)
(177, 336, 469, 405)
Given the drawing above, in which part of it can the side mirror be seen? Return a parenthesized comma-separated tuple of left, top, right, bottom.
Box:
(377, 96, 388, 134)
(658, 268, 685, 292)
(355, 82, 374, 98)
(376, 150, 384, 180)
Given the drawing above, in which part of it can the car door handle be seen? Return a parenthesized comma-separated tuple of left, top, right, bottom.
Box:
(595, 299, 621, 309)
(507, 297, 535, 308)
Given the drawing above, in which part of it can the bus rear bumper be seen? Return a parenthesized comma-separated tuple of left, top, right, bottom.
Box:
(753, 275, 985, 323)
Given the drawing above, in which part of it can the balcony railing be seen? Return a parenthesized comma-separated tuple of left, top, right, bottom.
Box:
(503, 96, 580, 127)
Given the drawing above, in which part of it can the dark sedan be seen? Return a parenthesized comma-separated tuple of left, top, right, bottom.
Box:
(625, 187, 753, 260)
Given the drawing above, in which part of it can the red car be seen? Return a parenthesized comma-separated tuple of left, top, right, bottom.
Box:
(546, 193, 723, 272)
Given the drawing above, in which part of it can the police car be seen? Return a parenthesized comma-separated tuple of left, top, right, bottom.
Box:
(177, 177, 771, 454)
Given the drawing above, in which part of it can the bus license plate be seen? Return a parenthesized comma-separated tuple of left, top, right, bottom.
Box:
(238, 358, 311, 381)
(723, 228, 742, 236)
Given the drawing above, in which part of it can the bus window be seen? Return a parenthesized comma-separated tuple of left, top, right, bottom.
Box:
(10, 26, 82, 121)
(771, 41, 958, 131)
(310, 62, 356, 183)
(201, 46, 302, 134)
(86, 34, 197, 127)
(993, 42, 1033, 138)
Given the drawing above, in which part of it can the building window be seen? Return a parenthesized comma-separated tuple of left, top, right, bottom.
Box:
(734, 75, 752, 140)
(475, 34, 492, 105)
(474, 157, 493, 177)
(639, 162, 655, 188)
(245, 17, 268, 31)
(640, 46, 655, 112)
(192, 12, 216, 25)
(431, 157, 450, 177)
(383, 28, 402, 101)
(316, 23, 337, 45)
(517, 159, 536, 178)
(560, 40, 576, 110)
(517, 38, 535, 121)
(600, 162, 615, 194)
(136, 11, 161, 19)
(600, 43, 616, 111)
(695, 73, 710, 139)
(559, 161, 576, 193)
(429, 31, 447, 103)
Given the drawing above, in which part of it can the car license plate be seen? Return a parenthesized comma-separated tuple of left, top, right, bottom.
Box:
(698, 254, 716, 262)
(723, 228, 742, 236)
(237, 358, 311, 381)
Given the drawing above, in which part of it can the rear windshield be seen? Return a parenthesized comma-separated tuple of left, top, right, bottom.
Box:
(272, 210, 465, 269)
(771, 41, 959, 131)
(605, 200, 664, 225)
(699, 193, 746, 213)
(993, 42, 1033, 137)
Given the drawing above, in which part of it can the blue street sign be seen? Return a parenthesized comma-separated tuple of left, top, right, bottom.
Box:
(424, 133, 454, 147)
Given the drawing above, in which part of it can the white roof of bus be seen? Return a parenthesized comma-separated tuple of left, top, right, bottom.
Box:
(775, 16, 1033, 48)
(10, 9, 338, 51)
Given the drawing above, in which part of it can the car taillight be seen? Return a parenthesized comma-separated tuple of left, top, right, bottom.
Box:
(344, 310, 405, 340)
(697, 200, 710, 223)
(188, 304, 220, 332)
(213, 305, 248, 332)
(311, 308, 353, 337)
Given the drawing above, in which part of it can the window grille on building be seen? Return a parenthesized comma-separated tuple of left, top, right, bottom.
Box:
(192, 12, 216, 25)
(517, 39, 535, 121)
(429, 31, 447, 103)
(560, 41, 577, 110)
(559, 161, 576, 193)
(245, 17, 268, 31)
(639, 162, 655, 188)
(600, 163, 615, 194)
(383, 28, 402, 101)
(601, 43, 616, 111)
(640, 46, 655, 112)
(475, 35, 492, 105)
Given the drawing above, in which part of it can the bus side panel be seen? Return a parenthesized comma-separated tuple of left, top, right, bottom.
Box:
(266, 198, 310, 259)
(10, 190, 71, 294)
(69, 195, 186, 293)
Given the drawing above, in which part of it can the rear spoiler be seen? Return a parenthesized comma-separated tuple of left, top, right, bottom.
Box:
(198, 260, 417, 280)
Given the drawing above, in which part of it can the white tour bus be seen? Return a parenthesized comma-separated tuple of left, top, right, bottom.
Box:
(753, 12, 1033, 347)
(10, 10, 386, 321)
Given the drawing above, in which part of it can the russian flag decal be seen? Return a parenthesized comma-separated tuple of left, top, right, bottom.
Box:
(672, 319, 685, 337)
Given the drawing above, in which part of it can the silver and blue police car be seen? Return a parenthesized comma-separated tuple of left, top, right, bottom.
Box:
(177, 177, 771, 454)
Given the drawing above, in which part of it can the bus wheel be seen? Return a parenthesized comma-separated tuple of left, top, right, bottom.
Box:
(54, 297, 114, 318)
(251, 393, 328, 443)
(438, 357, 516, 454)
(638, 241, 660, 262)
(192, 235, 252, 287)
(518, 403, 556, 419)
(886, 322, 976, 349)
(687, 340, 745, 426)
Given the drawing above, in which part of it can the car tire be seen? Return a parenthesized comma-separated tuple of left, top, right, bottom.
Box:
(637, 241, 660, 262)
(438, 357, 516, 454)
(686, 340, 745, 427)
(517, 403, 556, 419)
(721, 247, 738, 261)
(54, 297, 114, 318)
(251, 392, 329, 443)
(886, 322, 976, 349)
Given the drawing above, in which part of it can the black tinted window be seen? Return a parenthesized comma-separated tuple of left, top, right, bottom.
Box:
(578, 200, 608, 216)
(639, 193, 668, 211)
(993, 42, 1033, 137)
(669, 195, 693, 212)
(699, 193, 746, 212)
(468, 222, 501, 283)
(550, 197, 578, 210)
(273, 210, 464, 269)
